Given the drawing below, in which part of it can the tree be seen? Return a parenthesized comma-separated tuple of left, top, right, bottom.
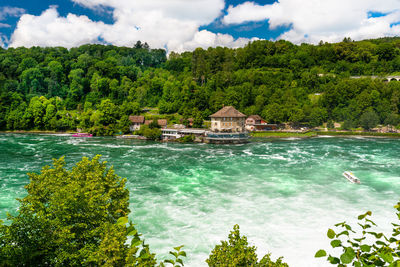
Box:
(206, 225, 288, 267)
(316, 201, 400, 266)
(384, 113, 400, 131)
(0, 156, 182, 266)
(359, 110, 379, 130)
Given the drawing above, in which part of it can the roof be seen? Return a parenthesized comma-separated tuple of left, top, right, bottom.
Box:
(157, 119, 167, 126)
(129, 115, 145, 123)
(144, 119, 168, 126)
(247, 115, 263, 121)
(210, 106, 246, 118)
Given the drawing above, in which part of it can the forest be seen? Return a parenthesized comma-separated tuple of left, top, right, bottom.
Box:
(1, 38, 400, 135)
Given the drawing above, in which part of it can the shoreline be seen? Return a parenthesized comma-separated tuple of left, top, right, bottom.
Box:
(2, 130, 400, 140)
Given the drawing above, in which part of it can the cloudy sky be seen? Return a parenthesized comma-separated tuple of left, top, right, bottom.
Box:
(1, 0, 400, 52)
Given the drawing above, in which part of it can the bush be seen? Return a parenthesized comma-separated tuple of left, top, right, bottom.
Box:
(206, 225, 288, 267)
(177, 135, 195, 143)
(316, 201, 400, 266)
(135, 124, 162, 140)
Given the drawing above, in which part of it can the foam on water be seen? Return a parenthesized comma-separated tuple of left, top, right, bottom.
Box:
(0, 134, 399, 266)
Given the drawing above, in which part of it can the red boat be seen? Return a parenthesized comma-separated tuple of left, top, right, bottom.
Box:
(72, 133, 93, 137)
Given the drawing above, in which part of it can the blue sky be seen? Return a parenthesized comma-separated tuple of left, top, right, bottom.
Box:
(1, 0, 400, 51)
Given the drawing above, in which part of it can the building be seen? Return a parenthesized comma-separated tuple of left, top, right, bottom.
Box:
(245, 115, 277, 131)
(210, 106, 247, 132)
(246, 115, 263, 125)
(161, 128, 206, 141)
(129, 116, 145, 131)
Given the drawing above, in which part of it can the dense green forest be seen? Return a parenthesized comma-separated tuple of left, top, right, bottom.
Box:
(1, 38, 400, 135)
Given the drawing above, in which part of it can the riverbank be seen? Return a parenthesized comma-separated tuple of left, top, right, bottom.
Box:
(250, 131, 316, 138)
(251, 130, 400, 139)
(3, 129, 400, 139)
(0, 130, 73, 135)
(316, 131, 400, 138)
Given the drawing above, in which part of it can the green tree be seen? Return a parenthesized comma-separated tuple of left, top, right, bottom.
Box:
(0, 156, 183, 266)
(206, 225, 288, 267)
(359, 110, 380, 130)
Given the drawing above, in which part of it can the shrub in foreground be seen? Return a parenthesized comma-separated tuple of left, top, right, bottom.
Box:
(207, 224, 288, 267)
(316, 202, 400, 266)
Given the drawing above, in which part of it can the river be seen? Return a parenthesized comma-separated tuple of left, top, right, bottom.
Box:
(0, 134, 399, 266)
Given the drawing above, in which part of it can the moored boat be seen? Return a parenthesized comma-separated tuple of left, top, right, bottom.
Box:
(342, 171, 361, 184)
(72, 133, 93, 137)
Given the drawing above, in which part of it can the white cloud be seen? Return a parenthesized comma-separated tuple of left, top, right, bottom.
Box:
(9, 0, 254, 52)
(10, 7, 107, 48)
(0, 23, 11, 28)
(0, 6, 26, 21)
(222, 0, 400, 44)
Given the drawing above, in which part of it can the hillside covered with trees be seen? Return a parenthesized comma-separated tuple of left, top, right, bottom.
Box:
(1, 38, 400, 135)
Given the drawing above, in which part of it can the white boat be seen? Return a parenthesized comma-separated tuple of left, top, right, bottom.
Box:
(343, 171, 361, 184)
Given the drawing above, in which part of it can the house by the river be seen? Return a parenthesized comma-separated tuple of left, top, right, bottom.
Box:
(245, 115, 277, 131)
(206, 106, 249, 144)
(129, 116, 145, 131)
(160, 106, 249, 143)
(210, 106, 247, 132)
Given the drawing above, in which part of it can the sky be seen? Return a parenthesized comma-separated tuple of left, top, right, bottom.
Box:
(0, 0, 400, 52)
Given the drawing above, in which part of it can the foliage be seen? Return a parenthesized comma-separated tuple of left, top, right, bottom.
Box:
(0, 155, 182, 266)
(206, 224, 288, 267)
(359, 110, 380, 130)
(160, 246, 186, 267)
(1, 38, 400, 134)
(177, 134, 195, 143)
(316, 201, 400, 266)
(135, 124, 162, 140)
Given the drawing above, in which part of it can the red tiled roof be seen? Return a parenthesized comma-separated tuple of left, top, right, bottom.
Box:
(129, 115, 145, 123)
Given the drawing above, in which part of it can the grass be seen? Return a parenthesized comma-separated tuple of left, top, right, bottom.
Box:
(316, 131, 400, 137)
(251, 131, 316, 138)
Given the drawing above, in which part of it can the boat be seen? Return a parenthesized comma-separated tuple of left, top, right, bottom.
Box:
(72, 133, 93, 137)
(342, 171, 361, 184)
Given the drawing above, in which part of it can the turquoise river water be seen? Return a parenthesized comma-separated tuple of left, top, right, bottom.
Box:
(0, 134, 399, 266)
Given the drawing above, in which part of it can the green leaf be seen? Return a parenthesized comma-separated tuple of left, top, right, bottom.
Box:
(178, 251, 187, 257)
(354, 262, 361, 267)
(360, 244, 371, 252)
(170, 251, 178, 258)
(127, 229, 137, 236)
(337, 230, 349, 237)
(131, 239, 142, 247)
(328, 256, 340, 264)
(174, 245, 184, 252)
(340, 248, 356, 264)
(330, 239, 342, 248)
(117, 216, 128, 226)
(379, 252, 394, 263)
(315, 250, 327, 258)
(327, 229, 336, 239)
(164, 259, 174, 264)
(358, 214, 366, 220)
